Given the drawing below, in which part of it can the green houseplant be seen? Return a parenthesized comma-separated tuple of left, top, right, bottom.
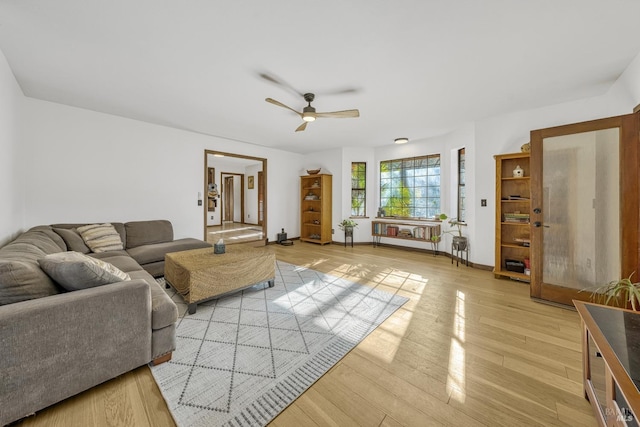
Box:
(433, 213, 468, 250)
(585, 273, 640, 311)
(338, 219, 359, 230)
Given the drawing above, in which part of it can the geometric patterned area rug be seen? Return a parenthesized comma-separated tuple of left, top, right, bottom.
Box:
(150, 261, 408, 427)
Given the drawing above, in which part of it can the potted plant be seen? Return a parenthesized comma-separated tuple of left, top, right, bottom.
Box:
(434, 213, 468, 250)
(584, 273, 640, 311)
(338, 218, 359, 232)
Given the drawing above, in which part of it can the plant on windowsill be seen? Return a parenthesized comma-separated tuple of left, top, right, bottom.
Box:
(583, 273, 640, 311)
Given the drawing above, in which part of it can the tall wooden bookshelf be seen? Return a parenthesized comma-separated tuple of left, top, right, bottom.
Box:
(300, 174, 332, 245)
(494, 152, 531, 281)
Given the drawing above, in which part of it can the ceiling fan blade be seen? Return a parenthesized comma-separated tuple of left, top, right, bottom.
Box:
(295, 122, 308, 132)
(322, 87, 360, 95)
(265, 98, 302, 118)
(315, 109, 360, 119)
(259, 72, 303, 96)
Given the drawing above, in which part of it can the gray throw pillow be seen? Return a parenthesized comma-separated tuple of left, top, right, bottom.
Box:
(52, 228, 91, 253)
(38, 251, 131, 291)
(77, 223, 124, 253)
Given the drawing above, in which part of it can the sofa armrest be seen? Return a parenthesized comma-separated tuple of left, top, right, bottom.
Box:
(0, 280, 152, 426)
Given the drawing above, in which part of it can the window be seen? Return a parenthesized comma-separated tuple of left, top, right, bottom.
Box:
(351, 162, 366, 217)
(458, 148, 466, 222)
(380, 155, 441, 218)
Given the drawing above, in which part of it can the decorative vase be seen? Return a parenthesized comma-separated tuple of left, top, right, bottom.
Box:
(513, 165, 524, 178)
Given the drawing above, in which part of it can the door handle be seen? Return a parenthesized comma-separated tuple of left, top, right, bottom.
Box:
(533, 221, 542, 227)
(533, 208, 541, 214)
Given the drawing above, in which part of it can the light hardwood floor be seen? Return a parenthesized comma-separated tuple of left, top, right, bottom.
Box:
(206, 222, 264, 245)
(19, 243, 597, 426)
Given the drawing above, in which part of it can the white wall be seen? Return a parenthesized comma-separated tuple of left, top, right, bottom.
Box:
(311, 51, 640, 266)
(339, 147, 376, 243)
(0, 49, 23, 245)
(5, 48, 640, 260)
(20, 98, 304, 242)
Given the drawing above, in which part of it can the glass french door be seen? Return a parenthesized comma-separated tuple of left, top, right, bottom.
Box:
(530, 114, 639, 306)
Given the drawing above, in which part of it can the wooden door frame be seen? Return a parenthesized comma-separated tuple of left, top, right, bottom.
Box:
(203, 150, 267, 241)
(258, 171, 264, 226)
(530, 113, 640, 305)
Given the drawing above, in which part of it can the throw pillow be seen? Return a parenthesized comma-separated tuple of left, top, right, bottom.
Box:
(38, 251, 131, 291)
(52, 228, 91, 254)
(77, 223, 124, 253)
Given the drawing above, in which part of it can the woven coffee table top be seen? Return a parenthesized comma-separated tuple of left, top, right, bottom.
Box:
(166, 245, 274, 270)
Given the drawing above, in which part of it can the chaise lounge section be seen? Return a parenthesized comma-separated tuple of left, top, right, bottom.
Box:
(0, 220, 210, 426)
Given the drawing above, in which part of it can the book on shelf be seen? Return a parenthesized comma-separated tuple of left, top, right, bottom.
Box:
(504, 212, 530, 223)
(397, 228, 413, 238)
(386, 226, 399, 237)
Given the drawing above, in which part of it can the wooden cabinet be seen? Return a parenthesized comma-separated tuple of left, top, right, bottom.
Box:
(494, 152, 531, 281)
(300, 174, 332, 245)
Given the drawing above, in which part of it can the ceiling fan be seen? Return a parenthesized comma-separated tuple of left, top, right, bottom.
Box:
(265, 92, 360, 132)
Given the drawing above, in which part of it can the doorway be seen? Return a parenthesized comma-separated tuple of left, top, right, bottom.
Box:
(529, 113, 640, 306)
(222, 173, 243, 223)
(204, 150, 267, 245)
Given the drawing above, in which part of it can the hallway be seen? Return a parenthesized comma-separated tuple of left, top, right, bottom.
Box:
(206, 222, 265, 245)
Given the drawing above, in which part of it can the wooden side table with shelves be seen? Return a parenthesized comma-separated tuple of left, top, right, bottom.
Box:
(371, 218, 442, 254)
(575, 301, 640, 426)
(494, 152, 531, 281)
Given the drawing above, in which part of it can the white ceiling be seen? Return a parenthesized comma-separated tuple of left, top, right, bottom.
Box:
(1, 1, 640, 154)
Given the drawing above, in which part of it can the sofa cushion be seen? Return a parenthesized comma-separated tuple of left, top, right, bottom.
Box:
(38, 252, 130, 291)
(89, 253, 145, 273)
(53, 228, 91, 254)
(12, 226, 66, 255)
(51, 223, 126, 247)
(0, 259, 61, 306)
(128, 270, 178, 330)
(77, 223, 124, 253)
(125, 220, 173, 249)
(126, 238, 212, 266)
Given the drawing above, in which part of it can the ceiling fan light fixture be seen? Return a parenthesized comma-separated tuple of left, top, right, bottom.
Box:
(394, 137, 409, 144)
(302, 105, 316, 122)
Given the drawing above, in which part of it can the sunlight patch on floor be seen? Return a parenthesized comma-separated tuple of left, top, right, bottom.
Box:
(225, 231, 264, 241)
(325, 264, 432, 364)
(447, 290, 466, 403)
(293, 258, 329, 271)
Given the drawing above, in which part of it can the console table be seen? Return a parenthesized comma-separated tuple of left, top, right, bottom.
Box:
(371, 218, 442, 253)
(574, 300, 640, 426)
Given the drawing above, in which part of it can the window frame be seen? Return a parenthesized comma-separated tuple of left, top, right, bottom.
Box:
(379, 154, 441, 219)
(350, 161, 367, 217)
(457, 148, 466, 222)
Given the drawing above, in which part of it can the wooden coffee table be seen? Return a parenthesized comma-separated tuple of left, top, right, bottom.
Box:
(164, 245, 275, 314)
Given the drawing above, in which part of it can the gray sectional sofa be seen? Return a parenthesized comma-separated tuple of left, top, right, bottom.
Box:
(0, 219, 211, 426)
